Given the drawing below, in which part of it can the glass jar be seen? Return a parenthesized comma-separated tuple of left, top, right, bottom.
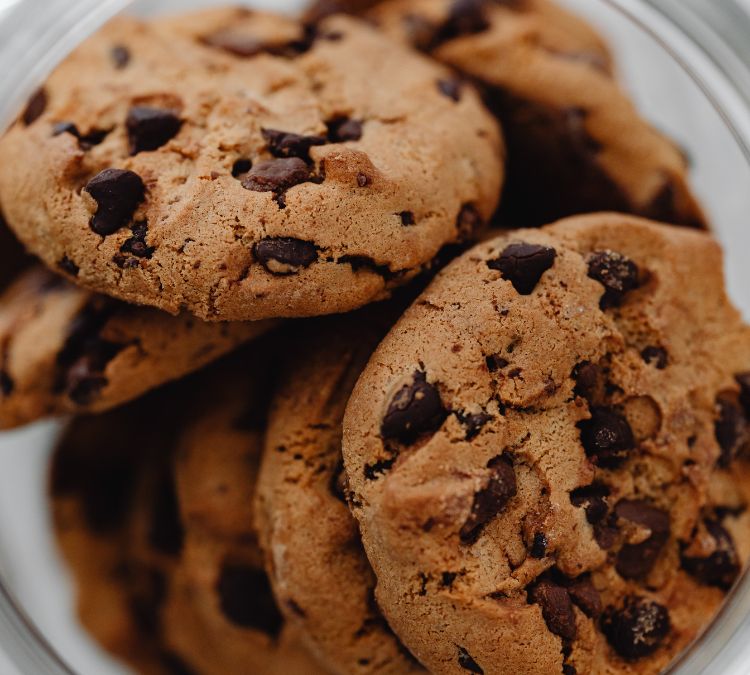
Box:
(1, 0, 750, 673)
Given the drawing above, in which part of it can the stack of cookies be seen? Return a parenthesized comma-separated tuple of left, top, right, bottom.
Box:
(0, 1, 748, 675)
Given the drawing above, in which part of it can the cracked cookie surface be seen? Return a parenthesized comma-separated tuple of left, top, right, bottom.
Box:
(360, 0, 707, 228)
(0, 266, 275, 429)
(342, 213, 750, 675)
(0, 8, 503, 321)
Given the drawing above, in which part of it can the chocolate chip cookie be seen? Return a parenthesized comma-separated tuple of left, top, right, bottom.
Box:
(257, 310, 425, 675)
(342, 213, 750, 675)
(52, 346, 333, 675)
(0, 8, 504, 321)
(360, 0, 707, 229)
(0, 266, 276, 429)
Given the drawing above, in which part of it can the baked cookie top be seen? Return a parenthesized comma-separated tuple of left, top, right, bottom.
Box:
(363, 0, 707, 229)
(342, 213, 750, 675)
(0, 7, 503, 321)
(257, 310, 425, 675)
(0, 266, 275, 429)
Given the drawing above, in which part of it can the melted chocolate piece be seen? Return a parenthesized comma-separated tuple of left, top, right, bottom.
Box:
(255, 238, 318, 274)
(614, 500, 670, 578)
(242, 158, 311, 195)
(715, 394, 749, 466)
(327, 118, 363, 143)
(487, 243, 556, 295)
(681, 519, 740, 589)
(602, 597, 670, 659)
(381, 371, 447, 442)
(586, 251, 640, 309)
(127, 107, 183, 155)
(578, 407, 634, 467)
(83, 169, 145, 236)
(527, 580, 577, 640)
(570, 483, 609, 524)
(460, 456, 517, 540)
(263, 128, 326, 161)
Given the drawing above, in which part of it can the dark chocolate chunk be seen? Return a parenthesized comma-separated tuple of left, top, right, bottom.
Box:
(381, 371, 446, 442)
(461, 412, 492, 440)
(641, 346, 668, 370)
(460, 456, 517, 540)
(399, 211, 415, 227)
(357, 172, 371, 187)
(486, 354, 509, 372)
(527, 580, 577, 641)
(572, 361, 598, 392)
(562, 667, 576, 675)
(255, 238, 318, 274)
(120, 221, 155, 259)
(242, 158, 311, 194)
(530, 532, 548, 558)
(262, 128, 326, 162)
(327, 118, 363, 143)
(602, 597, 670, 659)
(570, 484, 609, 524)
(681, 519, 740, 589)
(438, 79, 463, 102)
(566, 578, 602, 619)
(586, 251, 640, 309)
(58, 256, 79, 277)
(457, 647, 483, 674)
(148, 473, 184, 556)
(84, 168, 145, 236)
(217, 566, 284, 634)
(53, 122, 109, 150)
(438, 0, 491, 42)
(456, 204, 484, 242)
(735, 373, 750, 418)
(715, 394, 749, 466)
(127, 107, 183, 155)
(487, 243, 556, 295)
(0, 371, 13, 397)
(578, 407, 634, 467)
(614, 500, 670, 578)
(23, 88, 47, 126)
(111, 45, 131, 69)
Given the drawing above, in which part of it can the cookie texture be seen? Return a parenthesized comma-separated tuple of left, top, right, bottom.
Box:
(0, 8, 503, 321)
(0, 266, 275, 429)
(363, 0, 707, 228)
(257, 310, 425, 675)
(342, 213, 750, 675)
(52, 347, 333, 675)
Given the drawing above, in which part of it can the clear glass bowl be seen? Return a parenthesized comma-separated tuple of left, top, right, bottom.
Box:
(1, 0, 750, 674)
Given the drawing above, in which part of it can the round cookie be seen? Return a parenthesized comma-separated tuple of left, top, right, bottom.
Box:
(0, 266, 276, 429)
(0, 8, 504, 321)
(257, 311, 425, 675)
(361, 0, 707, 229)
(53, 346, 333, 675)
(342, 213, 750, 675)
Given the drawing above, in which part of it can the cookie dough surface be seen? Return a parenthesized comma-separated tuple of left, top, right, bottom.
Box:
(364, 0, 707, 228)
(0, 8, 503, 321)
(342, 214, 750, 675)
(257, 310, 426, 675)
(0, 266, 275, 429)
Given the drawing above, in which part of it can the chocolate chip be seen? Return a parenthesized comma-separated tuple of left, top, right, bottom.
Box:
(486, 354, 509, 372)
(357, 173, 370, 187)
(65, 338, 121, 405)
(338, 255, 394, 280)
(111, 45, 131, 69)
(562, 667, 576, 675)
(586, 251, 640, 309)
(527, 580, 577, 641)
(255, 238, 318, 275)
(232, 159, 252, 178)
(460, 412, 492, 440)
(487, 243, 557, 295)
(381, 371, 446, 442)
(53, 122, 109, 150)
(148, 473, 184, 556)
(602, 597, 670, 659)
(570, 484, 609, 524)
(578, 407, 634, 468)
(566, 579, 602, 619)
(438, 79, 463, 102)
(242, 158, 311, 195)
(530, 533, 548, 558)
(442, 572, 457, 587)
(642, 346, 668, 370)
(573, 361, 598, 392)
(681, 520, 740, 589)
(456, 205, 484, 242)
(23, 88, 47, 125)
(58, 256, 79, 277)
(715, 394, 749, 466)
(457, 647, 483, 674)
(438, 0, 491, 43)
(614, 500, 670, 578)
(217, 566, 284, 635)
(735, 373, 750, 418)
(327, 118, 363, 143)
(460, 456, 517, 539)
(0, 371, 13, 397)
(120, 221, 155, 259)
(127, 107, 183, 155)
(399, 211, 415, 226)
(84, 169, 145, 236)
(262, 129, 326, 162)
